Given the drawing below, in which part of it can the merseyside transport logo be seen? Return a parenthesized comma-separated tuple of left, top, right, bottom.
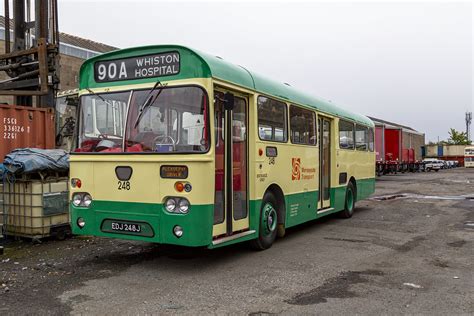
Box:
(292, 158, 301, 180)
(291, 158, 316, 180)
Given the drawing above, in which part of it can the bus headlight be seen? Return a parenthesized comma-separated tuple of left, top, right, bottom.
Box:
(173, 225, 183, 238)
(72, 193, 83, 206)
(178, 198, 190, 214)
(164, 197, 190, 214)
(72, 193, 93, 208)
(165, 198, 176, 212)
(83, 194, 93, 207)
(77, 217, 86, 228)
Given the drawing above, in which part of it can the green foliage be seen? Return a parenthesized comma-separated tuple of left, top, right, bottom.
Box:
(447, 128, 472, 145)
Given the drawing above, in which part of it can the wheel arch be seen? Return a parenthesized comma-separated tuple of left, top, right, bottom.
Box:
(348, 176, 357, 200)
(264, 183, 286, 225)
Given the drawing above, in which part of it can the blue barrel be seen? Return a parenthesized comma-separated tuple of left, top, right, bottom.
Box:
(437, 145, 443, 157)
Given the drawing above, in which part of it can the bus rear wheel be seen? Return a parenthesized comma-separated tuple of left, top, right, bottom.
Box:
(251, 192, 278, 250)
(339, 182, 355, 218)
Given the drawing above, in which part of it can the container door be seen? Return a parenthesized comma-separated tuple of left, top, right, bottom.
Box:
(213, 90, 249, 237)
(319, 118, 331, 209)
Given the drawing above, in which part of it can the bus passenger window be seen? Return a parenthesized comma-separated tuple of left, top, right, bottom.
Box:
(290, 105, 316, 145)
(257, 96, 287, 142)
(355, 125, 368, 151)
(339, 120, 355, 149)
(368, 128, 374, 152)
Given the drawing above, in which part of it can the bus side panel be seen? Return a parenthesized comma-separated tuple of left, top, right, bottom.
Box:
(356, 178, 376, 201)
(285, 190, 319, 228)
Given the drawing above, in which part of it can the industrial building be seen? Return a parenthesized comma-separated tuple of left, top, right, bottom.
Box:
(369, 116, 425, 162)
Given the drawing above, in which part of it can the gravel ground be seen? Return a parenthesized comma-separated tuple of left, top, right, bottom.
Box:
(1, 168, 473, 315)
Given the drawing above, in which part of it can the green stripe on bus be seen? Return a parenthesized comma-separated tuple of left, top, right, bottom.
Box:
(71, 177, 375, 247)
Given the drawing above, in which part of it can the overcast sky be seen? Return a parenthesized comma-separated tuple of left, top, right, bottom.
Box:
(57, 1, 473, 142)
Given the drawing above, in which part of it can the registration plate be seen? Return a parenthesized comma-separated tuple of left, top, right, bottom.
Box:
(101, 219, 154, 237)
(111, 222, 141, 233)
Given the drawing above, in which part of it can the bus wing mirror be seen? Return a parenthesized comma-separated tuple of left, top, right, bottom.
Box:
(224, 92, 234, 111)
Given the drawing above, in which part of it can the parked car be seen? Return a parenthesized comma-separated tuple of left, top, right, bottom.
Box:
(445, 161, 455, 168)
(423, 159, 444, 172)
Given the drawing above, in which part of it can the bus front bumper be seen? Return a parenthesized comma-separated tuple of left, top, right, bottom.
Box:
(71, 200, 214, 247)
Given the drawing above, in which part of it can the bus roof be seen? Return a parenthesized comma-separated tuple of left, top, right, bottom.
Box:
(80, 45, 373, 126)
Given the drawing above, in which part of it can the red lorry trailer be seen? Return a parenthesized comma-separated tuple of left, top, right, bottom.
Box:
(374, 125, 424, 176)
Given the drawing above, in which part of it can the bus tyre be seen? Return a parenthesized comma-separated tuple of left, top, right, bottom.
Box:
(339, 182, 355, 219)
(251, 192, 278, 250)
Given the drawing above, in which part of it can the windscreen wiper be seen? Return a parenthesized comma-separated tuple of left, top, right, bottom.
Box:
(133, 81, 166, 129)
(86, 88, 113, 107)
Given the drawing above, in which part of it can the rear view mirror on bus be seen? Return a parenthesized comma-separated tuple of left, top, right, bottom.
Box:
(224, 92, 235, 111)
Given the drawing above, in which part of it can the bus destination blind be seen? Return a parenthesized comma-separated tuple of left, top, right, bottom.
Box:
(94, 51, 180, 83)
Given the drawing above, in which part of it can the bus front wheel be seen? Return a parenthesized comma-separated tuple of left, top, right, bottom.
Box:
(339, 182, 355, 218)
(251, 192, 278, 250)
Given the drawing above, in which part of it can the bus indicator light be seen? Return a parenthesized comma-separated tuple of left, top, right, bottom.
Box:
(71, 178, 82, 188)
(175, 182, 184, 192)
(259, 148, 263, 156)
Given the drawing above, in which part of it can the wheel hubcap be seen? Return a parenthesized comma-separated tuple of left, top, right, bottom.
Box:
(262, 203, 277, 235)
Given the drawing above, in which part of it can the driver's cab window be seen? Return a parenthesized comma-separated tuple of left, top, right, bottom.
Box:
(137, 107, 178, 141)
(182, 112, 204, 145)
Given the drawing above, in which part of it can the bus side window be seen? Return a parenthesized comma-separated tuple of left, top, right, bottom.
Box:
(355, 124, 368, 151)
(257, 96, 287, 142)
(289, 105, 316, 145)
(339, 120, 355, 149)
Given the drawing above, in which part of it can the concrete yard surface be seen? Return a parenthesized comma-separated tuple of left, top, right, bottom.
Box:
(1, 168, 473, 315)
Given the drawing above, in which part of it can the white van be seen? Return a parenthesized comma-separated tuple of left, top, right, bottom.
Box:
(423, 159, 444, 172)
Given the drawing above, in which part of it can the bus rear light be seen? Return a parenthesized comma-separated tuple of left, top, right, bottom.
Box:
(71, 178, 82, 188)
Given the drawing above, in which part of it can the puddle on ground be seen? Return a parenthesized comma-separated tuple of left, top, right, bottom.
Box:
(370, 193, 474, 202)
(464, 221, 474, 229)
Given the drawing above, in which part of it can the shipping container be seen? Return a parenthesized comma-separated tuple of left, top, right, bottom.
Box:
(0, 104, 55, 161)
(1, 178, 70, 239)
(424, 145, 468, 159)
(443, 145, 466, 156)
(425, 145, 438, 157)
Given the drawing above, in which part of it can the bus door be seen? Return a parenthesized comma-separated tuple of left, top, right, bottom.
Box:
(213, 89, 249, 238)
(319, 117, 331, 209)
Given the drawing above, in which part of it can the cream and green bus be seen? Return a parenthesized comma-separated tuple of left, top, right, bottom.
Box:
(70, 45, 375, 250)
